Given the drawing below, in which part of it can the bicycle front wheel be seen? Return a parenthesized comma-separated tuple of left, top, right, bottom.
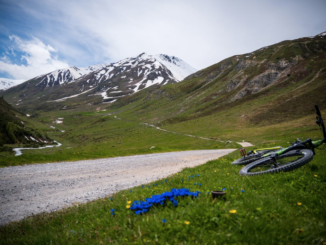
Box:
(239, 149, 313, 176)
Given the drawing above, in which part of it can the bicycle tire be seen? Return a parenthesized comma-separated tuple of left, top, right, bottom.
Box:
(231, 150, 278, 165)
(239, 149, 313, 176)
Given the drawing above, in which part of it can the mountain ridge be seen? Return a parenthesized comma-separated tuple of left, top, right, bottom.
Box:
(0, 53, 196, 107)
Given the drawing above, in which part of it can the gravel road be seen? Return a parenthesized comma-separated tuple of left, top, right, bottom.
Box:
(0, 149, 235, 226)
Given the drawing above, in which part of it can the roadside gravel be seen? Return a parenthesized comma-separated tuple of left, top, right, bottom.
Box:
(237, 142, 254, 147)
(0, 149, 235, 226)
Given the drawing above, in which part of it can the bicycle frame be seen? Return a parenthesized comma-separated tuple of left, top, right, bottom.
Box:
(251, 146, 282, 154)
(262, 105, 326, 158)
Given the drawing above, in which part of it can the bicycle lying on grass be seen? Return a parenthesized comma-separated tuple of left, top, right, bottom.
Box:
(239, 105, 326, 176)
(231, 146, 283, 165)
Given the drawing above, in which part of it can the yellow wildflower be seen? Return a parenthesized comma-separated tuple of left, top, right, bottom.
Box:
(214, 170, 217, 173)
(294, 228, 304, 233)
(184, 221, 190, 225)
(297, 202, 302, 206)
(227, 173, 229, 175)
(314, 175, 318, 177)
(229, 210, 237, 214)
(127, 201, 132, 204)
(126, 205, 130, 209)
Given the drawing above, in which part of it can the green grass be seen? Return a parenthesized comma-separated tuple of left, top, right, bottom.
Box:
(0, 111, 237, 167)
(1, 147, 325, 244)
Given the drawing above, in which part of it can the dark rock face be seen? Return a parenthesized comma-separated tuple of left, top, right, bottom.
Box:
(247, 72, 279, 89)
(234, 60, 256, 70)
(227, 58, 293, 101)
(226, 79, 243, 92)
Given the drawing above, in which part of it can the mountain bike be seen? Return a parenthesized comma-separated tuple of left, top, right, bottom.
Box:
(231, 146, 283, 165)
(239, 105, 326, 176)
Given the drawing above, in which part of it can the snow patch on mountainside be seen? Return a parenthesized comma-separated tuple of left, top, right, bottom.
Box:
(50, 88, 95, 102)
(0, 78, 25, 90)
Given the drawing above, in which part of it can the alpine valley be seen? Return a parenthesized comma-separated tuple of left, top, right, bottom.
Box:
(2, 24, 326, 245)
(1, 31, 326, 166)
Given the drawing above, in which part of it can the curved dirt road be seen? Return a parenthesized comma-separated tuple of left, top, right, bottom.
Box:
(0, 149, 235, 226)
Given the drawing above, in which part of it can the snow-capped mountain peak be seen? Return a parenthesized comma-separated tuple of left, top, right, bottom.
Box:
(123, 53, 196, 81)
(2, 53, 197, 104)
(0, 78, 25, 91)
(153, 54, 197, 81)
(36, 63, 108, 87)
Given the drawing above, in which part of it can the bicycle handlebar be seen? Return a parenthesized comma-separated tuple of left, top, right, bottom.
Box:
(315, 105, 326, 141)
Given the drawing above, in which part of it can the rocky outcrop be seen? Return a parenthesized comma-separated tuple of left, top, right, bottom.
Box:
(226, 71, 248, 92)
(234, 59, 257, 71)
(227, 58, 292, 101)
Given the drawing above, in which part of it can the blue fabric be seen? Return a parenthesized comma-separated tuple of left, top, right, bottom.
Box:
(130, 188, 200, 214)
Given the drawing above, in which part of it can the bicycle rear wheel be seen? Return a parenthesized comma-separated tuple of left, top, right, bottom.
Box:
(232, 155, 262, 165)
(239, 149, 313, 176)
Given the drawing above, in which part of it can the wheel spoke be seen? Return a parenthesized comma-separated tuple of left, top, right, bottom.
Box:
(239, 149, 314, 176)
(249, 154, 303, 173)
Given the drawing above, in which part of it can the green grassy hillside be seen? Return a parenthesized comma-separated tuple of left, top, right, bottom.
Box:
(0, 97, 53, 153)
(0, 107, 237, 167)
(109, 34, 326, 127)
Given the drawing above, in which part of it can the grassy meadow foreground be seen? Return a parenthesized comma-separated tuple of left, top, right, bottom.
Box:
(1, 147, 325, 244)
(1, 102, 325, 244)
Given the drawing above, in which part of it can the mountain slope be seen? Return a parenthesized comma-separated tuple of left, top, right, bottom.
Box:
(0, 97, 52, 146)
(108, 31, 326, 129)
(0, 53, 196, 108)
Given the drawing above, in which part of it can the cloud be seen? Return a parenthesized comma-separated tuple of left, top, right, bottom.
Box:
(0, 35, 69, 80)
(3, 0, 326, 73)
(18, 0, 326, 70)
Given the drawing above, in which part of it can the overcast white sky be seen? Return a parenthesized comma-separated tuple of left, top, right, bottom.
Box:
(0, 0, 326, 80)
